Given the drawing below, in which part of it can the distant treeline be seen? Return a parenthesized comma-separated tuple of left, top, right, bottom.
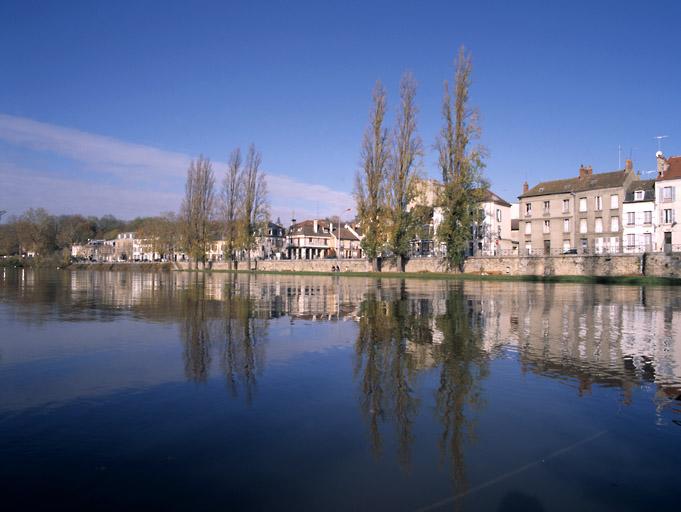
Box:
(0, 208, 190, 262)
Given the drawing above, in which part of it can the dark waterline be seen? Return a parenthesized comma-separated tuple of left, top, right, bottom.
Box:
(1, 269, 680, 511)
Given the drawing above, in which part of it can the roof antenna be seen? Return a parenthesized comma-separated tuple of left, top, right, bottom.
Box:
(654, 135, 668, 152)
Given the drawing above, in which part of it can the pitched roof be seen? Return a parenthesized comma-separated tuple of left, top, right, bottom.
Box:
(519, 169, 633, 198)
(481, 189, 512, 207)
(289, 220, 332, 238)
(658, 156, 681, 181)
(624, 179, 655, 203)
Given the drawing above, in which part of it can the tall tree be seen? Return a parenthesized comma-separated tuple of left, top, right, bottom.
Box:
(436, 47, 487, 269)
(239, 145, 269, 265)
(222, 148, 243, 268)
(355, 81, 389, 271)
(387, 72, 422, 271)
(181, 156, 216, 268)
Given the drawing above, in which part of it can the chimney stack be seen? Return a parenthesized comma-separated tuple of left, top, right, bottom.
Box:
(522, 181, 529, 194)
(313, 219, 318, 233)
(579, 165, 593, 178)
(625, 159, 633, 172)
(657, 151, 668, 178)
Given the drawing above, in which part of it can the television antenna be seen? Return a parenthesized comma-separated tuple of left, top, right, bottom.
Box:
(654, 135, 669, 152)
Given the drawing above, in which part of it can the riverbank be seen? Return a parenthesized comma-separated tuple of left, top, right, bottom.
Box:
(68, 262, 173, 272)
(177, 267, 681, 286)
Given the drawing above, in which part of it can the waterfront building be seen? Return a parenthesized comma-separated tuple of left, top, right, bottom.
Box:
(622, 179, 656, 252)
(473, 190, 513, 256)
(408, 178, 512, 257)
(518, 161, 637, 255)
(252, 221, 287, 260)
(287, 219, 333, 259)
(655, 152, 681, 253)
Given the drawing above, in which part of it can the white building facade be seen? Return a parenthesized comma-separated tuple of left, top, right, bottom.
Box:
(622, 179, 655, 253)
(655, 153, 681, 253)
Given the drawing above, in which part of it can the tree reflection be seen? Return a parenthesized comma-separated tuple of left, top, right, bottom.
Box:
(219, 275, 267, 403)
(354, 282, 429, 468)
(180, 274, 212, 382)
(434, 288, 489, 493)
(355, 281, 489, 489)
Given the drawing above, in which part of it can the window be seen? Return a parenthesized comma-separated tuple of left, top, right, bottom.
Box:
(644, 211, 652, 224)
(626, 234, 635, 248)
(525, 243, 532, 255)
(611, 216, 619, 231)
(543, 220, 550, 234)
(634, 190, 644, 201)
(643, 233, 652, 249)
(596, 196, 603, 211)
(663, 209, 675, 224)
(580, 238, 588, 252)
(626, 212, 635, 226)
(525, 222, 531, 235)
(496, 209, 502, 222)
(543, 201, 550, 214)
(525, 203, 532, 216)
(562, 199, 570, 213)
(595, 218, 603, 233)
(662, 186, 674, 202)
(610, 194, 619, 209)
(595, 237, 604, 254)
(579, 197, 587, 212)
(610, 237, 619, 252)
(580, 219, 587, 233)
(563, 218, 570, 233)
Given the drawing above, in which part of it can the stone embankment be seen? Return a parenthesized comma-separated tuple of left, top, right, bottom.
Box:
(72, 253, 681, 279)
(173, 253, 681, 279)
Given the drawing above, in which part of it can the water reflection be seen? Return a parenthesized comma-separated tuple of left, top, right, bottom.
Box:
(354, 282, 490, 494)
(2, 269, 681, 508)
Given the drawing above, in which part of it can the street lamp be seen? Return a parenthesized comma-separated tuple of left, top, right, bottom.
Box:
(338, 208, 352, 259)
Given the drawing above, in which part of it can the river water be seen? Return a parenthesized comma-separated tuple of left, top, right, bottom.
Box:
(1, 269, 680, 511)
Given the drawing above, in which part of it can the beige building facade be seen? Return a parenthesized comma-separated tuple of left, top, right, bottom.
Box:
(518, 163, 636, 255)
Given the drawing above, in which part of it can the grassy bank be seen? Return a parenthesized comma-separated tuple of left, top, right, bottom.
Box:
(176, 267, 681, 286)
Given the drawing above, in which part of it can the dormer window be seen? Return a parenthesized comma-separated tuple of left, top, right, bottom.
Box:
(634, 190, 644, 201)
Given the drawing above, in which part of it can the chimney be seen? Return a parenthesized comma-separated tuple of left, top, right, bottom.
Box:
(625, 159, 633, 173)
(579, 165, 593, 178)
(657, 151, 668, 178)
(313, 219, 318, 233)
(522, 181, 529, 194)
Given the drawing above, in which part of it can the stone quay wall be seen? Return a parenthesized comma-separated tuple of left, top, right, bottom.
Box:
(173, 253, 681, 279)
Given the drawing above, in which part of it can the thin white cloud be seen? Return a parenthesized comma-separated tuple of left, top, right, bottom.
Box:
(0, 113, 354, 220)
(0, 163, 182, 218)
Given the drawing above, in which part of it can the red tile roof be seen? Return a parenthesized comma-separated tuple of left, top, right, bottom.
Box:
(659, 156, 681, 181)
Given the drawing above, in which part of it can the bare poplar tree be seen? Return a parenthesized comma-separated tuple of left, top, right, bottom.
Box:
(387, 72, 422, 271)
(436, 46, 487, 269)
(181, 155, 216, 268)
(239, 144, 269, 266)
(223, 148, 243, 268)
(355, 81, 389, 271)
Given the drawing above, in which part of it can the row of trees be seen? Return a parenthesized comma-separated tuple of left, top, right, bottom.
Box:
(0, 145, 269, 266)
(180, 144, 269, 267)
(355, 47, 488, 270)
(0, 209, 153, 260)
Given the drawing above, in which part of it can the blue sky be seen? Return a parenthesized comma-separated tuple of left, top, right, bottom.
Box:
(1, 0, 680, 221)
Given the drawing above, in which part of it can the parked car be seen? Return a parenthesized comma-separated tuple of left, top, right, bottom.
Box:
(563, 248, 578, 255)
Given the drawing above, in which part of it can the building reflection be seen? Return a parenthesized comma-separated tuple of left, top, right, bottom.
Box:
(2, 268, 680, 422)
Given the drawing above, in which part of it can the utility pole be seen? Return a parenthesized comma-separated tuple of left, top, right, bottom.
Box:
(654, 135, 669, 152)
